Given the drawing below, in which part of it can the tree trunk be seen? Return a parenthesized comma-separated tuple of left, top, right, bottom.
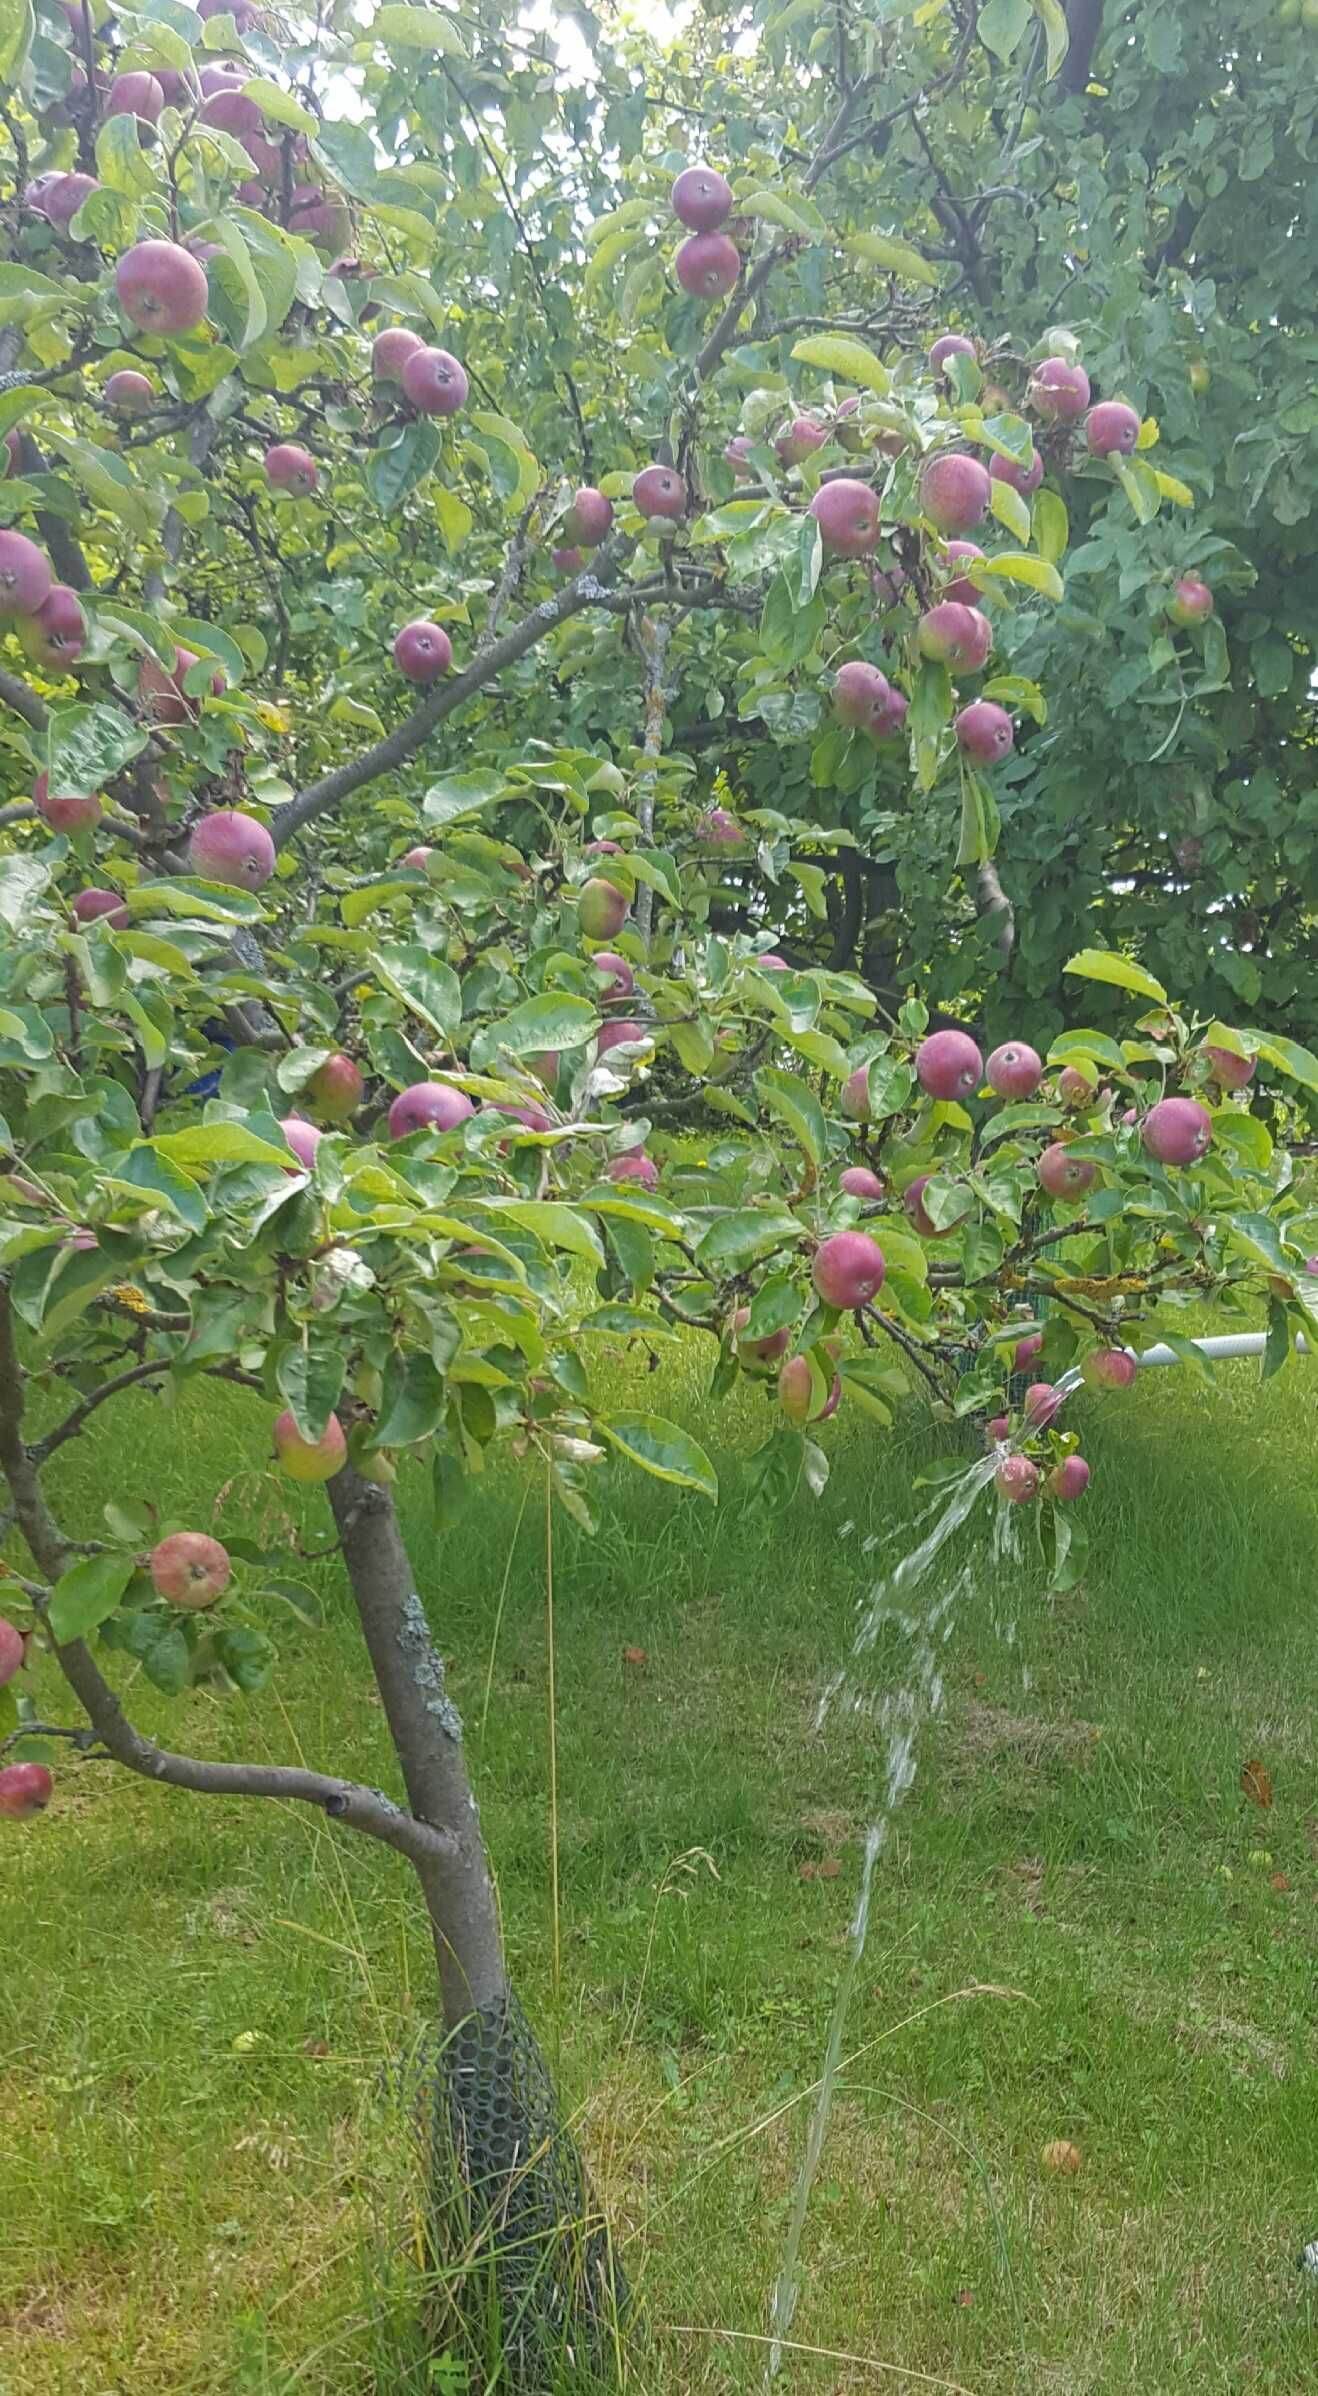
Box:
(327, 1465, 624, 2382)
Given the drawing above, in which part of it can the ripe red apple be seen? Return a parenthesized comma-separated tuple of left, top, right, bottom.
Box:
(0, 1763, 52, 1818)
(150, 1531, 231, 1608)
(596, 1017, 648, 1055)
(18, 582, 86, 669)
(990, 445, 1043, 496)
(755, 952, 790, 970)
(833, 660, 894, 735)
(189, 812, 276, 890)
(776, 415, 826, 467)
(608, 1150, 659, 1189)
(564, 486, 613, 547)
(725, 434, 754, 477)
(916, 1028, 982, 1101)
(940, 540, 985, 603)
(840, 1164, 884, 1200)
(34, 774, 102, 833)
(1142, 1095, 1212, 1165)
(273, 1408, 347, 1483)
(393, 620, 452, 682)
(996, 1455, 1040, 1504)
(584, 839, 624, 856)
(591, 951, 635, 1001)
(733, 1306, 791, 1371)
(264, 442, 317, 498)
(1048, 1456, 1091, 1500)
(671, 164, 733, 231)
(279, 1116, 321, 1171)
(675, 230, 740, 298)
(105, 367, 155, 415)
(579, 877, 628, 938)
(1037, 1142, 1095, 1198)
(874, 687, 908, 737)
(1081, 1347, 1137, 1391)
(812, 1229, 886, 1310)
(1168, 576, 1213, 627)
(1013, 1330, 1044, 1372)
(201, 83, 264, 137)
(116, 239, 210, 334)
(1057, 1065, 1096, 1108)
(304, 1053, 363, 1121)
(929, 332, 976, 374)
(841, 1065, 871, 1121)
(44, 173, 100, 230)
(809, 477, 881, 558)
(920, 453, 991, 534)
(954, 700, 1013, 763)
(1028, 357, 1091, 422)
(107, 69, 164, 122)
(1023, 1380, 1061, 1426)
(696, 806, 742, 849)
(0, 1618, 24, 1687)
(986, 1041, 1043, 1099)
(917, 602, 992, 671)
(1085, 400, 1142, 457)
(72, 886, 129, 928)
(0, 529, 52, 617)
(23, 171, 65, 217)
(388, 1082, 475, 1137)
(633, 465, 686, 520)
(903, 1173, 955, 1238)
(372, 326, 423, 381)
(401, 347, 468, 416)
(401, 844, 432, 870)
(551, 546, 583, 574)
(986, 1415, 1011, 1444)
(1202, 1042, 1254, 1090)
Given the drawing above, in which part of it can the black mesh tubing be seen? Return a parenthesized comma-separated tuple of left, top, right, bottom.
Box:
(432, 1989, 627, 2386)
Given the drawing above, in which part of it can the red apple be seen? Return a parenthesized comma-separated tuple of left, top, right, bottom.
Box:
(840, 1165, 884, 1201)
(833, 660, 894, 736)
(563, 486, 613, 547)
(990, 444, 1043, 496)
(304, 1053, 363, 1121)
(188, 812, 276, 890)
(812, 1229, 886, 1310)
(150, 1531, 231, 1608)
(1048, 1456, 1091, 1500)
(608, 1150, 659, 1189)
(18, 582, 86, 669)
(0, 1763, 52, 1818)
(675, 230, 740, 299)
(1081, 1347, 1137, 1391)
(996, 1455, 1040, 1504)
(388, 1082, 474, 1137)
(1202, 1043, 1254, 1090)
(921, 453, 991, 534)
(986, 1041, 1043, 1099)
(810, 477, 881, 558)
(373, 326, 424, 382)
(929, 332, 976, 374)
(273, 1409, 347, 1482)
(1168, 576, 1213, 627)
(776, 415, 826, 468)
(0, 1618, 24, 1687)
(34, 774, 101, 833)
(591, 951, 635, 1001)
(940, 539, 985, 604)
(264, 442, 317, 497)
(1028, 357, 1091, 422)
(116, 239, 210, 335)
(1141, 1096, 1212, 1165)
(579, 877, 628, 938)
(393, 620, 452, 682)
(633, 465, 686, 521)
(917, 601, 992, 671)
(671, 165, 733, 231)
(1086, 401, 1142, 458)
(1037, 1142, 1096, 1198)
(105, 367, 156, 415)
(916, 1028, 982, 1101)
(0, 530, 52, 617)
(954, 700, 1013, 762)
(401, 347, 468, 416)
(107, 70, 164, 122)
(72, 886, 129, 928)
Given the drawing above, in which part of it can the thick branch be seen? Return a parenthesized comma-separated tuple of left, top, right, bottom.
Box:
(1056, 0, 1104, 96)
(0, 667, 49, 734)
(976, 858, 1015, 963)
(273, 534, 636, 849)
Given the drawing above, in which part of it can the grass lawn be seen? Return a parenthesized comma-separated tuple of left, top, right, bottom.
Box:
(2, 1327, 1317, 2393)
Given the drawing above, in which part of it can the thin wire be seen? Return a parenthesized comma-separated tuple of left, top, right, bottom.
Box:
(544, 1449, 561, 2007)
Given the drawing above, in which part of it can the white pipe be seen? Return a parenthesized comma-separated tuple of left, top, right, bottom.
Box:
(1134, 1332, 1308, 1367)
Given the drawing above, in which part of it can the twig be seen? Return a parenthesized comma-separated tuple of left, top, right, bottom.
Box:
(864, 1303, 947, 1399)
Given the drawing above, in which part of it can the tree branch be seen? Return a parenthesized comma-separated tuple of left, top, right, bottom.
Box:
(272, 532, 636, 849)
(0, 1284, 457, 1875)
(976, 858, 1015, 964)
(0, 667, 49, 733)
(1056, 0, 1105, 96)
(32, 1358, 176, 1462)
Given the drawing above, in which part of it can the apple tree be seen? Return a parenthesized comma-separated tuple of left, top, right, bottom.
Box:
(2, 0, 1318, 2371)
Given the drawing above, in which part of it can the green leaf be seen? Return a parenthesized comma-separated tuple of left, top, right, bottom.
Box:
(843, 230, 938, 286)
(95, 109, 156, 198)
(981, 673, 1046, 724)
(48, 1554, 135, 1645)
(696, 1208, 803, 1269)
(421, 768, 506, 826)
(1064, 948, 1169, 1005)
(1113, 456, 1158, 524)
(370, 942, 462, 1038)
(474, 1200, 604, 1268)
(434, 484, 473, 555)
(373, 2, 468, 52)
(1153, 469, 1194, 508)
(597, 1414, 717, 1502)
(275, 1343, 345, 1443)
(372, 1351, 446, 1446)
(468, 993, 599, 1070)
(365, 420, 442, 514)
(152, 1124, 292, 1169)
(1252, 1035, 1318, 1095)
(1032, 0, 1070, 75)
(45, 703, 147, 798)
(980, 0, 1031, 59)
(0, 0, 32, 82)
(240, 77, 316, 133)
(755, 1067, 827, 1166)
(1031, 486, 1069, 566)
(47, 433, 164, 538)
(989, 476, 1032, 543)
(113, 1145, 207, 1231)
(976, 551, 1064, 601)
(790, 333, 891, 396)
(738, 189, 822, 238)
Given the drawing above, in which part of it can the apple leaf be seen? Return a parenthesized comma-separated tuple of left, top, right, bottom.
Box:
(47, 1553, 136, 1646)
(1064, 949, 1169, 1005)
(844, 230, 939, 286)
(597, 1414, 718, 1502)
(975, 552, 1064, 601)
(790, 333, 891, 396)
(373, 3, 468, 54)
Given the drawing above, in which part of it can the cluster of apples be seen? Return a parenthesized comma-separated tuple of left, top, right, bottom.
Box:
(670, 163, 742, 304)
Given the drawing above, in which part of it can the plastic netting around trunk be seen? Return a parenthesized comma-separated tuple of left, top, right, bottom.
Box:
(429, 1989, 627, 2387)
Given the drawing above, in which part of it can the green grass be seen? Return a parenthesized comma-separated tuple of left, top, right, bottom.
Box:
(3, 1328, 1318, 2393)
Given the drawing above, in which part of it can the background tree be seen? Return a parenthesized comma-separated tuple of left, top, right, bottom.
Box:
(2, 0, 1317, 2378)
